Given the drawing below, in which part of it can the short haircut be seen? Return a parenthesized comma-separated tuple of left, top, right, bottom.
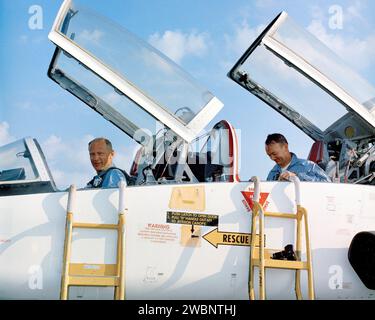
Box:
(88, 137, 113, 151)
(265, 133, 288, 145)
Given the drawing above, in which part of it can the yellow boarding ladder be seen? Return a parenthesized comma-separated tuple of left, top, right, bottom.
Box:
(60, 181, 127, 300)
(248, 176, 315, 300)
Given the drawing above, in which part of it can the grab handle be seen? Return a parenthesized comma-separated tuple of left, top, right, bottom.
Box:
(289, 175, 301, 206)
(250, 176, 260, 202)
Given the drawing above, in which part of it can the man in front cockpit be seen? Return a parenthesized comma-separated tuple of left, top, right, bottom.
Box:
(86, 137, 133, 188)
(265, 133, 331, 182)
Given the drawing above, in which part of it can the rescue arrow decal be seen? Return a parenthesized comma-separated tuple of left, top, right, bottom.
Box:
(202, 228, 262, 248)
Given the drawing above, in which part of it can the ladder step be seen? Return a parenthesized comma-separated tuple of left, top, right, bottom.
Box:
(72, 222, 119, 230)
(264, 212, 297, 219)
(251, 248, 309, 270)
(69, 263, 117, 277)
(252, 258, 308, 270)
(68, 276, 120, 287)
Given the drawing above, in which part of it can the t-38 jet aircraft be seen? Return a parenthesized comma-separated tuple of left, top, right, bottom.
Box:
(1, 0, 375, 299)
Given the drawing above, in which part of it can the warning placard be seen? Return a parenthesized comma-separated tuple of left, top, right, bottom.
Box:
(138, 223, 178, 244)
(166, 211, 218, 226)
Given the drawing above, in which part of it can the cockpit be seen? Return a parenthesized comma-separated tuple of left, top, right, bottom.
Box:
(0, 138, 57, 196)
(45, 0, 230, 186)
(228, 12, 375, 184)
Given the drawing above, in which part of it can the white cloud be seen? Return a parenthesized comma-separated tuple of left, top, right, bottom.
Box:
(0, 122, 16, 146)
(103, 92, 122, 105)
(307, 19, 375, 71)
(43, 135, 66, 159)
(0, 123, 18, 169)
(148, 30, 209, 64)
(307, 2, 375, 71)
(312, 1, 366, 27)
(79, 29, 104, 44)
(255, 0, 277, 8)
(224, 20, 265, 57)
(344, 1, 367, 25)
(15, 99, 65, 113)
(41, 134, 94, 189)
(140, 48, 176, 75)
(14, 100, 35, 112)
(217, 20, 265, 73)
(18, 34, 46, 45)
(19, 35, 28, 44)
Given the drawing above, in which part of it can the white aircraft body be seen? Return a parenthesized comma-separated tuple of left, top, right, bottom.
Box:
(1, 1, 375, 300)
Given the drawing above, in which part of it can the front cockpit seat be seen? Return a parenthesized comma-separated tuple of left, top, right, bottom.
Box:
(129, 120, 241, 183)
(201, 120, 240, 182)
(130, 146, 143, 177)
(308, 140, 329, 170)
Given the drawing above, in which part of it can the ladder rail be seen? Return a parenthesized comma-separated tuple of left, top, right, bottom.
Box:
(60, 184, 76, 300)
(291, 176, 314, 300)
(302, 206, 315, 299)
(115, 181, 126, 300)
(295, 205, 303, 299)
(249, 189, 258, 300)
(251, 176, 266, 300)
(259, 201, 266, 300)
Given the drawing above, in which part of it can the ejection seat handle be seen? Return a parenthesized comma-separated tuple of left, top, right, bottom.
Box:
(289, 176, 301, 206)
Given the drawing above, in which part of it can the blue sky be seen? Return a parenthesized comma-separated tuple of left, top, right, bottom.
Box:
(1, 0, 375, 189)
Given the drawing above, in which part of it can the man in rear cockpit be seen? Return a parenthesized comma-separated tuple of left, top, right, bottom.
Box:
(86, 137, 133, 188)
(265, 133, 331, 182)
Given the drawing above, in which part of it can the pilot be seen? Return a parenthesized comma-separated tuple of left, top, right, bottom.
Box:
(86, 137, 133, 188)
(265, 133, 331, 182)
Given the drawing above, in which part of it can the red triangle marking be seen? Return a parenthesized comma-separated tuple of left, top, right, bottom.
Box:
(241, 191, 269, 210)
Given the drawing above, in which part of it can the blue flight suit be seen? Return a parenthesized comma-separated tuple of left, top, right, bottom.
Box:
(86, 166, 127, 188)
(267, 153, 331, 182)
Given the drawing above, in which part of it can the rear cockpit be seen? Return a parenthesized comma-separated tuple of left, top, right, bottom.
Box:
(228, 12, 375, 184)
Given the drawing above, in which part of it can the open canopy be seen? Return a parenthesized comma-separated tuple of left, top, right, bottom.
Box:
(48, 0, 223, 145)
(229, 12, 375, 143)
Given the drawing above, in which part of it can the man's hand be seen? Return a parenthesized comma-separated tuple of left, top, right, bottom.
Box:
(278, 171, 296, 181)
